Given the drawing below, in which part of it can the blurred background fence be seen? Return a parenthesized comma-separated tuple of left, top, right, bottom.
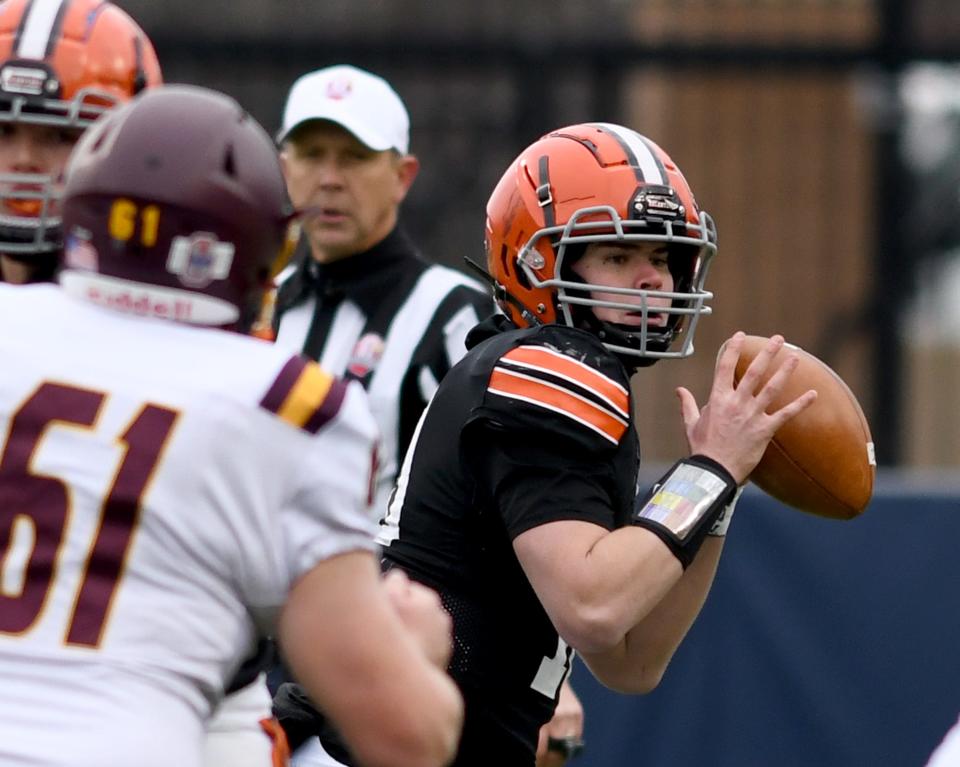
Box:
(119, 0, 960, 469)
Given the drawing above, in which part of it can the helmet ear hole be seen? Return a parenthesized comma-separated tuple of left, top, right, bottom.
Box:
(223, 145, 237, 178)
(505, 244, 532, 291)
(498, 244, 511, 277)
(86, 118, 117, 156)
(132, 36, 147, 95)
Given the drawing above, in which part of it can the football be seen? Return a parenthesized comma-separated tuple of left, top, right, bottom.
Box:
(730, 335, 876, 519)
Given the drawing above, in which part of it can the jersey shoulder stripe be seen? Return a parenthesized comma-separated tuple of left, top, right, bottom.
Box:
(259, 355, 347, 434)
(499, 345, 629, 418)
(488, 366, 628, 445)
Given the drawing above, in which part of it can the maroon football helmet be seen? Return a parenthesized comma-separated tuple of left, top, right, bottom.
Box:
(59, 84, 291, 331)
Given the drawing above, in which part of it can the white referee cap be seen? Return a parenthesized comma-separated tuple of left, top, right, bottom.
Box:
(277, 64, 410, 154)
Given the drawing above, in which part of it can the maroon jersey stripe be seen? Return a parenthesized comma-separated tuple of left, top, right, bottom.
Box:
(302, 378, 348, 435)
(259, 355, 308, 416)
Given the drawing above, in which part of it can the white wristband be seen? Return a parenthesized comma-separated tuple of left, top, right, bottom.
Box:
(708, 485, 744, 537)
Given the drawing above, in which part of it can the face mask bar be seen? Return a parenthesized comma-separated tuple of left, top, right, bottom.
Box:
(0, 170, 62, 254)
(0, 87, 120, 130)
(0, 89, 116, 255)
(516, 205, 718, 360)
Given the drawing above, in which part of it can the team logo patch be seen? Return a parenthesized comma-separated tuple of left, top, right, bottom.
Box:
(1, 65, 49, 96)
(347, 333, 385, 378)
(166, 232, 234, 288)
(325, 77, 353, 101)
(64, 230, 99, 271)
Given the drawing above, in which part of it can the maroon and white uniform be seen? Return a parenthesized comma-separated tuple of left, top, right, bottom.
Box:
(0, 283, 378, 767)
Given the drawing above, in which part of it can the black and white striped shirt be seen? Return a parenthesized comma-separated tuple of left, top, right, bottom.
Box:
(274, 226, 493, 517)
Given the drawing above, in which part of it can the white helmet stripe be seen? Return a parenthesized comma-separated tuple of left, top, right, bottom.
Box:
(17, 0, 68, 60)
(591, 122, 665, 185)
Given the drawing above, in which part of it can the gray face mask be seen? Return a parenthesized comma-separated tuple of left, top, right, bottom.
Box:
(516, 204, 718, 362)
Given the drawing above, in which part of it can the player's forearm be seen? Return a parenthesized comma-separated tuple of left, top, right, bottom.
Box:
(279, 554, 464, 767)
(544, 524, 685, 654)
(565, 455, 735, 654)
(347, 668, 464, 767)
(578, 537, 723, 693)
(287, 631, 463, 767)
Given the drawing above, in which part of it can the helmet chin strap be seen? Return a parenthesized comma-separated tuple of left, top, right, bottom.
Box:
(571, 307, 667, 370)
(605, 319, 675, 344)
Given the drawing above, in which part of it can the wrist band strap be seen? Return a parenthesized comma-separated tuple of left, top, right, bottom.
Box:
(631, 455, 737, 568)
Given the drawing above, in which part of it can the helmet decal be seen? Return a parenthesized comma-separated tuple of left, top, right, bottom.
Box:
(14, 0, 69, 61)
(589, 121, 667, 184)
(166, 232, 236, 290)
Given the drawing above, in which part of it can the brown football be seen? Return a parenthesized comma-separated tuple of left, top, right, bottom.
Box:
(730, 335, 876, 519)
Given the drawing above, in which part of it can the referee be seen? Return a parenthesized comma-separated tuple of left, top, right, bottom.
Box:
(272, 64, 492, 516)
(269, 65, 492, 767)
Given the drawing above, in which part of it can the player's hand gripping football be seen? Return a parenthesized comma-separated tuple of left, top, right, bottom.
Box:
(382, 568, 454, 670)
(676, 332, 817, 485)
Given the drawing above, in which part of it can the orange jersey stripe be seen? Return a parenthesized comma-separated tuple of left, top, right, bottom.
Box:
(500, 346, 629, 418)
(489, 367, 628, 444)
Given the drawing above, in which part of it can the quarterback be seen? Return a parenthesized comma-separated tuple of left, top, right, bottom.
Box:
(377, 122, 816, 764)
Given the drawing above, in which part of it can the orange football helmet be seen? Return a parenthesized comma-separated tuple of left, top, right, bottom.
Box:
(485, 122, 717, 364)
(0, 0, 162, 257)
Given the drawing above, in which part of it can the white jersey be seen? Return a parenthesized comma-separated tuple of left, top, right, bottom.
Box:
(0, 284, 378, 767)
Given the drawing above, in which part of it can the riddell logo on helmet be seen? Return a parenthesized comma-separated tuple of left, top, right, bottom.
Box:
(633, 190, 682, 220)
(85, 285, 193, 322)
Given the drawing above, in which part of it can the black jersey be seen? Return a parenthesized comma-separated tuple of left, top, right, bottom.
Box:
(379, 315, 640, 764)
